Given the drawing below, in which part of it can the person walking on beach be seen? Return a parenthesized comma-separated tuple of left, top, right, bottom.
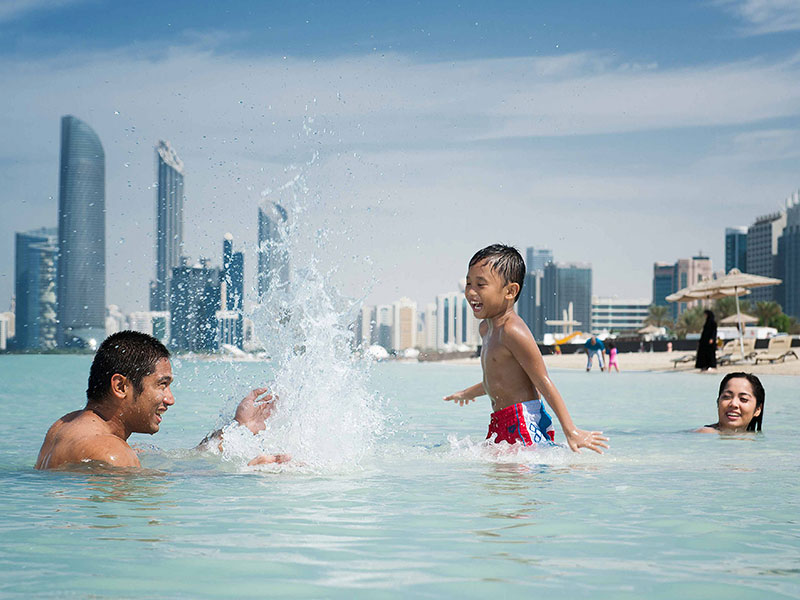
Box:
(585, 334, 605, 372)
(695, 309, 717, 372)
(443, 244, 608, 453)
(35, 330, 287, 470)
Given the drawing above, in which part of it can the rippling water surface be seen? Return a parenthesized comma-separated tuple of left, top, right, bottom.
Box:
(1, 355, 799, 599)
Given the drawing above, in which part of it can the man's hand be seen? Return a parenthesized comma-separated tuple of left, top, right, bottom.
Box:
(564, 428, 609, 454)
(248, 453, 291, 466)
(234, 388, 276, 434)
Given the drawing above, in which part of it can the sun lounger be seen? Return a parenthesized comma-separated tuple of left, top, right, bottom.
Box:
(717, 338, 758, 365)
(672, 353, 695, 368)
(753, 337, 799, 364)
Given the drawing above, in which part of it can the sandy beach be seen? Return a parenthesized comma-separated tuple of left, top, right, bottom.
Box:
(446, 351, 800, 376)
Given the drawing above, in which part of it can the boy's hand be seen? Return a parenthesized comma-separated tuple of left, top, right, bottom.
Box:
(235, 387, 276, 434)
(564, 428, 609, 454)
(443, 391, 475, 406)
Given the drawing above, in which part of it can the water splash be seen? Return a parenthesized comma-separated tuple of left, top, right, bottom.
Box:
(219, 161, 384, 472)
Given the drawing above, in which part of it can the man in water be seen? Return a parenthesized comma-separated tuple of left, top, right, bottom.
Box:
(35, 330, 285, 470)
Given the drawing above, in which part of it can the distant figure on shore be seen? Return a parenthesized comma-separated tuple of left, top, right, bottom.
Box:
(695, 310, 717, 372)
(585, 334, 605, 372)
(696, 372, 764, 433)
(35, 330, 287, 470)
(443, 244, 608, 454)
(605, 339, 619, 373)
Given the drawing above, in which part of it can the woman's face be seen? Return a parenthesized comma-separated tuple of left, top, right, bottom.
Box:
(717, 377, 761, 431)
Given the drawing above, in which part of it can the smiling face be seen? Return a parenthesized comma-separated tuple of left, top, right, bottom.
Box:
(464, 260, 517, 320)
(130, 357, 175, 435)
(716, 377, 761, 432)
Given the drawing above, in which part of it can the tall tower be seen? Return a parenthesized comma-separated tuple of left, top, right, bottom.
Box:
(151, 140, 185, 311)
(747, 211, 787, 304)
(776, 191, 800, 319)
(57, 115, 105, 348)
(15, 227, 58, 349)
(221, 233, 245, 348)
(257, 202, 289, 300)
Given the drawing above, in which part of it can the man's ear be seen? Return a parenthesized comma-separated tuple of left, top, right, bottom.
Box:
(506, 282, 520, 300)
(109, 373, 129, 399)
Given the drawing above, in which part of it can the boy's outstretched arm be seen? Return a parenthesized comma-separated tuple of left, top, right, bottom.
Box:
(504, 323, 609, 454)
(444, 382, 486, 407)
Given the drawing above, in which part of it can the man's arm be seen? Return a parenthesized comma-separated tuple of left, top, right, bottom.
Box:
(504, 322, 608, 454)
(444, 382, 486, 406)
(73, 435, 141, 468)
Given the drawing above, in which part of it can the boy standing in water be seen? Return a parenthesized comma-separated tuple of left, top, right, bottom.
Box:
(444, 245, 608, 453)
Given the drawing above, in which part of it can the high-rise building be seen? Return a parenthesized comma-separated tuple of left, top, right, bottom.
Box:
(652, 262, 675, 308)
(525, 247, 553, 272)
(392, 298, 417, 351)
(257, 202, 289, 300)
(170, 263, 221, 352)
(435, 291, 480, 350)
(14, 227, 58, 350)
(518, 269, 544, 341)
(651, 256, 713, 320)
(0, 314, 8, 351)
(151, 141, 185, 311)
(776, 191, 800, 319)
(418, 303, 437, 350)
(591, 297, 650, 332)
(128, 311, 170, 343)
(375, 304, 394, 351)
(355, 305, 377, 349)
(221, 233, 244, 348)
(725, 227, 748, 274)
(542, 262, 592, 334)
(57, 115, 105, 348)
(747, 211, 787, 304)
(105, 305, 126, 336)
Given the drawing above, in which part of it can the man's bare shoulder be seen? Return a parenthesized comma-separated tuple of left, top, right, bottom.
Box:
(36, 410, 139, 470)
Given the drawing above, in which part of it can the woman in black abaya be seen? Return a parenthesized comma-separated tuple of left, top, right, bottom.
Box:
(695, 309, 717, 371)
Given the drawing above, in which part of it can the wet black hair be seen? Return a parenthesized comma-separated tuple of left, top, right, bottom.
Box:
(717, 372, 765, 431)
(87, 330, 171, 402)
(468, 244, 525, 301)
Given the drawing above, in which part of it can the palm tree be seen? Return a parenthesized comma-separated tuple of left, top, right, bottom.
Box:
(754, 301, 782, 327)
(675, 306, 706, 339)
(713, 297, 751, 320)
(645, 305, 673, 328)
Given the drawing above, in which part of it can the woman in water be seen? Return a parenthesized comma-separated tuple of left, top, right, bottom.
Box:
(696, 372, 764, 433)
(695, 309, 717, 372)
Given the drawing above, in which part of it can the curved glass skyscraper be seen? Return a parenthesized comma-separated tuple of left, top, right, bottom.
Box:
(57, 115, 106, 348)
(151, 140, 184, 311)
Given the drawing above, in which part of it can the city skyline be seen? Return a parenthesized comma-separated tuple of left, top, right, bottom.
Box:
(2, 1, 800, 314)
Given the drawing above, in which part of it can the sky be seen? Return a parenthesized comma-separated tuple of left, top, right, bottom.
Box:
(1, 0, 800, 314)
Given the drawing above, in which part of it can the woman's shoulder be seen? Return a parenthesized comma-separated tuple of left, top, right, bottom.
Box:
(694, 424, 719, 433)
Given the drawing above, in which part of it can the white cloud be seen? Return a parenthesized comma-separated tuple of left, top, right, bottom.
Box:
(1, 42, 799, 310)
(716, 0, 800, 34)
(0, 0, 90, 23)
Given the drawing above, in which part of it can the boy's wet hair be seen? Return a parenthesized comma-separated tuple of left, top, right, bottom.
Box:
(87, 330, 171, 402)
(717, 372, 765, 431)
(469, 244, 525, 301)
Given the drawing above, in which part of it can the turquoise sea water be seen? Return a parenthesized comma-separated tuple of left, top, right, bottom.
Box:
(1, 355, 799, 599)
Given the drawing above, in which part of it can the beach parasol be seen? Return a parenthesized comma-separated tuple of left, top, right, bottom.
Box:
(637, 325, 661, 334)
(719, 313, 758, 325)
(666, 269, 781, 359)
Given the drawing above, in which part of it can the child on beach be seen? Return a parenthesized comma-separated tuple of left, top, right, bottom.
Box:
(444, 244, 608, 453)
